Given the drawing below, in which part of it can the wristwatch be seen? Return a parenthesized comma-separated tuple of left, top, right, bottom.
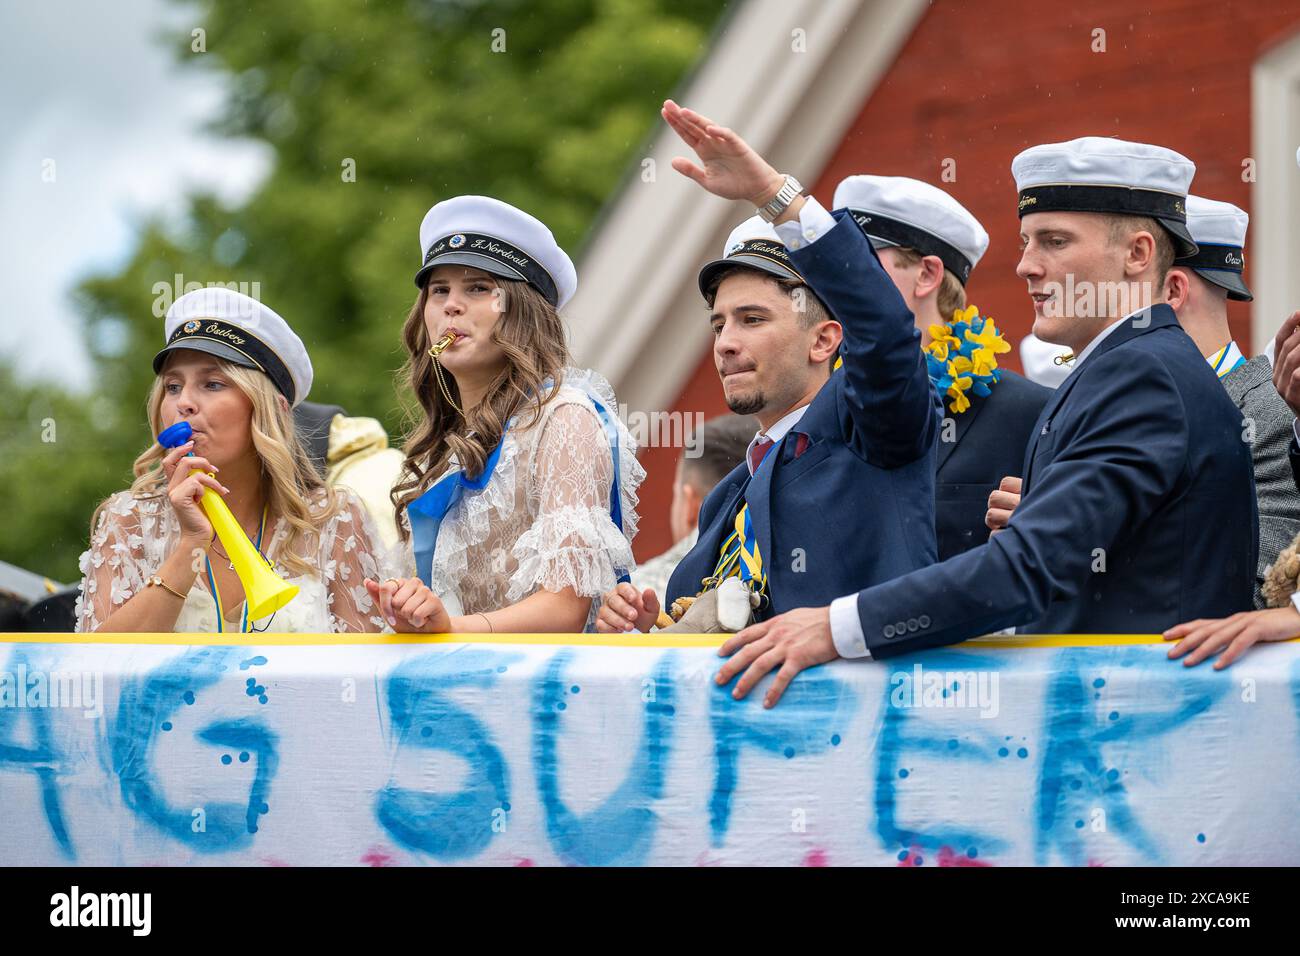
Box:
(756, 174, 805, 223)
(147, 574, 186, 601)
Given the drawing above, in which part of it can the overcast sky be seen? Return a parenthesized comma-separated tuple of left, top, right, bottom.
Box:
(0, 0, 272, 390)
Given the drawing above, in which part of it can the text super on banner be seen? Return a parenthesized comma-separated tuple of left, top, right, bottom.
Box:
(0, 634, 1296, 866)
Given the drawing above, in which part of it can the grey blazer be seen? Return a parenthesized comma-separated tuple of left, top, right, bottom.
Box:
(1223, 354, 1300, 608)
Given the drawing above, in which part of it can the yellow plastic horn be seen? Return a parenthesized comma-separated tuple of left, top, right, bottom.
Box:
(198, 485, 299, 619)
(158, 422, 299, 620)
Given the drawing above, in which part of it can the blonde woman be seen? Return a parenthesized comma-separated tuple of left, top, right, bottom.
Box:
(76, 288, 434, 634)
(382, 196, 643, 633)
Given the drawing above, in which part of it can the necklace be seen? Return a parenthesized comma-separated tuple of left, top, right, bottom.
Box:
(209, 513, 263, 571)
(431, 357, 464, 416)
(205, 505, 269, 634)
(208, 540, 235, 571)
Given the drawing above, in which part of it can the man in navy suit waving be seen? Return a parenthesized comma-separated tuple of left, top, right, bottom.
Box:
(596, 100, 941, 633)
(718, 136, 1258, 706)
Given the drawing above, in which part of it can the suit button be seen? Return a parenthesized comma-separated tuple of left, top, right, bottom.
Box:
(895, 621, 907, 635)
(883, 624, 896, 638)
(919, 615, 931, 628)
(907, 618, 919, 632)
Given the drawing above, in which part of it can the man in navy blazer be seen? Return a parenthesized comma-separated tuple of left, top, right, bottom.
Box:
(595, 100, 940, 633)
(716, 136, 1258, 707)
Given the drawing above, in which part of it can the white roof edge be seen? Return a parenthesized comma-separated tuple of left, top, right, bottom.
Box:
(565, 0, 928, 416)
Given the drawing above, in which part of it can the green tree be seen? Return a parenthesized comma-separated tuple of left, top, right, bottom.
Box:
(4, 0, 731, 583)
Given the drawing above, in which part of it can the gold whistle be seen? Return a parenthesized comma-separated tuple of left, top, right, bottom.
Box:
(428, 331, 458, 358)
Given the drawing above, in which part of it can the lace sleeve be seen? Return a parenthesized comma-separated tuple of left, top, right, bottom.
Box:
(74, 493, 150, 633)
(507, 399, 636, 606)
(395, 509, 418, 579)
(317, 489, 400, 634)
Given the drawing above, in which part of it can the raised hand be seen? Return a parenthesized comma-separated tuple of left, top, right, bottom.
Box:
(661, 99, 785, 205)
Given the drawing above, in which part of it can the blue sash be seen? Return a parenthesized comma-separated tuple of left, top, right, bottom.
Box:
(410, 388, 631, 588)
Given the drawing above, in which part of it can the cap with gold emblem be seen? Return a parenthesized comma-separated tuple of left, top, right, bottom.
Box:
(1012, 136, 1198, 258)
(415, 195, 578, 309)
(152, 287, 313, 407)
(697, 215, 805, 297)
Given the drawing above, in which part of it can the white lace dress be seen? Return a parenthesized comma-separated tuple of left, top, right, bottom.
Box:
(405, 367, 645, 631)
(75, 487, 399, 634)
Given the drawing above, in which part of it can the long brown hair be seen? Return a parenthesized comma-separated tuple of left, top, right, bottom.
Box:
(391, 276, 570, 538)
(91, 358, 336, 578)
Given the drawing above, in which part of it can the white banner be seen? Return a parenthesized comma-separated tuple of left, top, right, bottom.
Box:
(0, 636, 1296, 866)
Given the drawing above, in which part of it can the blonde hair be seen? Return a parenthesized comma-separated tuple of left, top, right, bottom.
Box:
(391, 278, 571, 540)
(887, 246, 967, 322)
(91, 356, 336, 578)
(1264, 533, 1300, 608)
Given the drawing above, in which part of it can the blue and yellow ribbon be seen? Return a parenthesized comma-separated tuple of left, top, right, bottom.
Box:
(206, 505, 268, 634)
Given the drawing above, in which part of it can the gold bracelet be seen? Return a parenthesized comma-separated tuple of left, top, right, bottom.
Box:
(147, 574, 187, 601)
(477, 612, 494, 633)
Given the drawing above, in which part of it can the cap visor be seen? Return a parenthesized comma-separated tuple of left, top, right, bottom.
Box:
(1196, 268, 1253, 302)
(1159, 218, 1199, 259)
(152, 340, 261, 375)
(697, 254, 801, 297)
(414, 251, 527, 288)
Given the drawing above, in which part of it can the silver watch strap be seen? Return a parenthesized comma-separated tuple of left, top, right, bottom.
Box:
(758, 175, 804, 223)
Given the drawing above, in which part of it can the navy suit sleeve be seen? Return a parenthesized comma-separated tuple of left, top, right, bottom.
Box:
(786, 212, 940, 469)
(849, 349, 1189, 656)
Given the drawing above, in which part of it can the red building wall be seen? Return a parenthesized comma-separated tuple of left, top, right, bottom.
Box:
(633, 0, 1300, 562)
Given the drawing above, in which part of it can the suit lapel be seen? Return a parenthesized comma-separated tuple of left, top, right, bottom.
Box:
(1021, 367, 1087, 488)
(937, 389, 989, 471)
(1021, 305, 1181, 488)
(713, 480, 749, 550)
(744, 433, 787, 575)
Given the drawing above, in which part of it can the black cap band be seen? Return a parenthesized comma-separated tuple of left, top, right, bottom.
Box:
(846, 210, 973, 285)
(416, 231, 559, 305)
(696, 238, 805, 298)
(153, 319, 296, 404)
(1016, 183, 1187, 221)
(1176, 242, 1245, 274)
(1016, 183, 1196, 257)
(728, 238, 802, 278)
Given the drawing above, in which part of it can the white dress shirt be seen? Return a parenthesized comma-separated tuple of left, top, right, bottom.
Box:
(772, 197, 838, 252)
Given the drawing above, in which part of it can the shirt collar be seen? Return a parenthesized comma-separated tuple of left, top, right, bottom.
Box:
(1063, 307, 1152, 377)
(745, 404, 810, 475)
(1067, 314, 1128, 372)
(1207, 340, 1246, 379)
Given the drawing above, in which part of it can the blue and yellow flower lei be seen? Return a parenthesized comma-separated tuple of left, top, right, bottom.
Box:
(925, 305, 1010, 414)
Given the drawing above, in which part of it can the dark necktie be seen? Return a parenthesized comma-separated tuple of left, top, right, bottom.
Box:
(748, 437, 774, 474)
